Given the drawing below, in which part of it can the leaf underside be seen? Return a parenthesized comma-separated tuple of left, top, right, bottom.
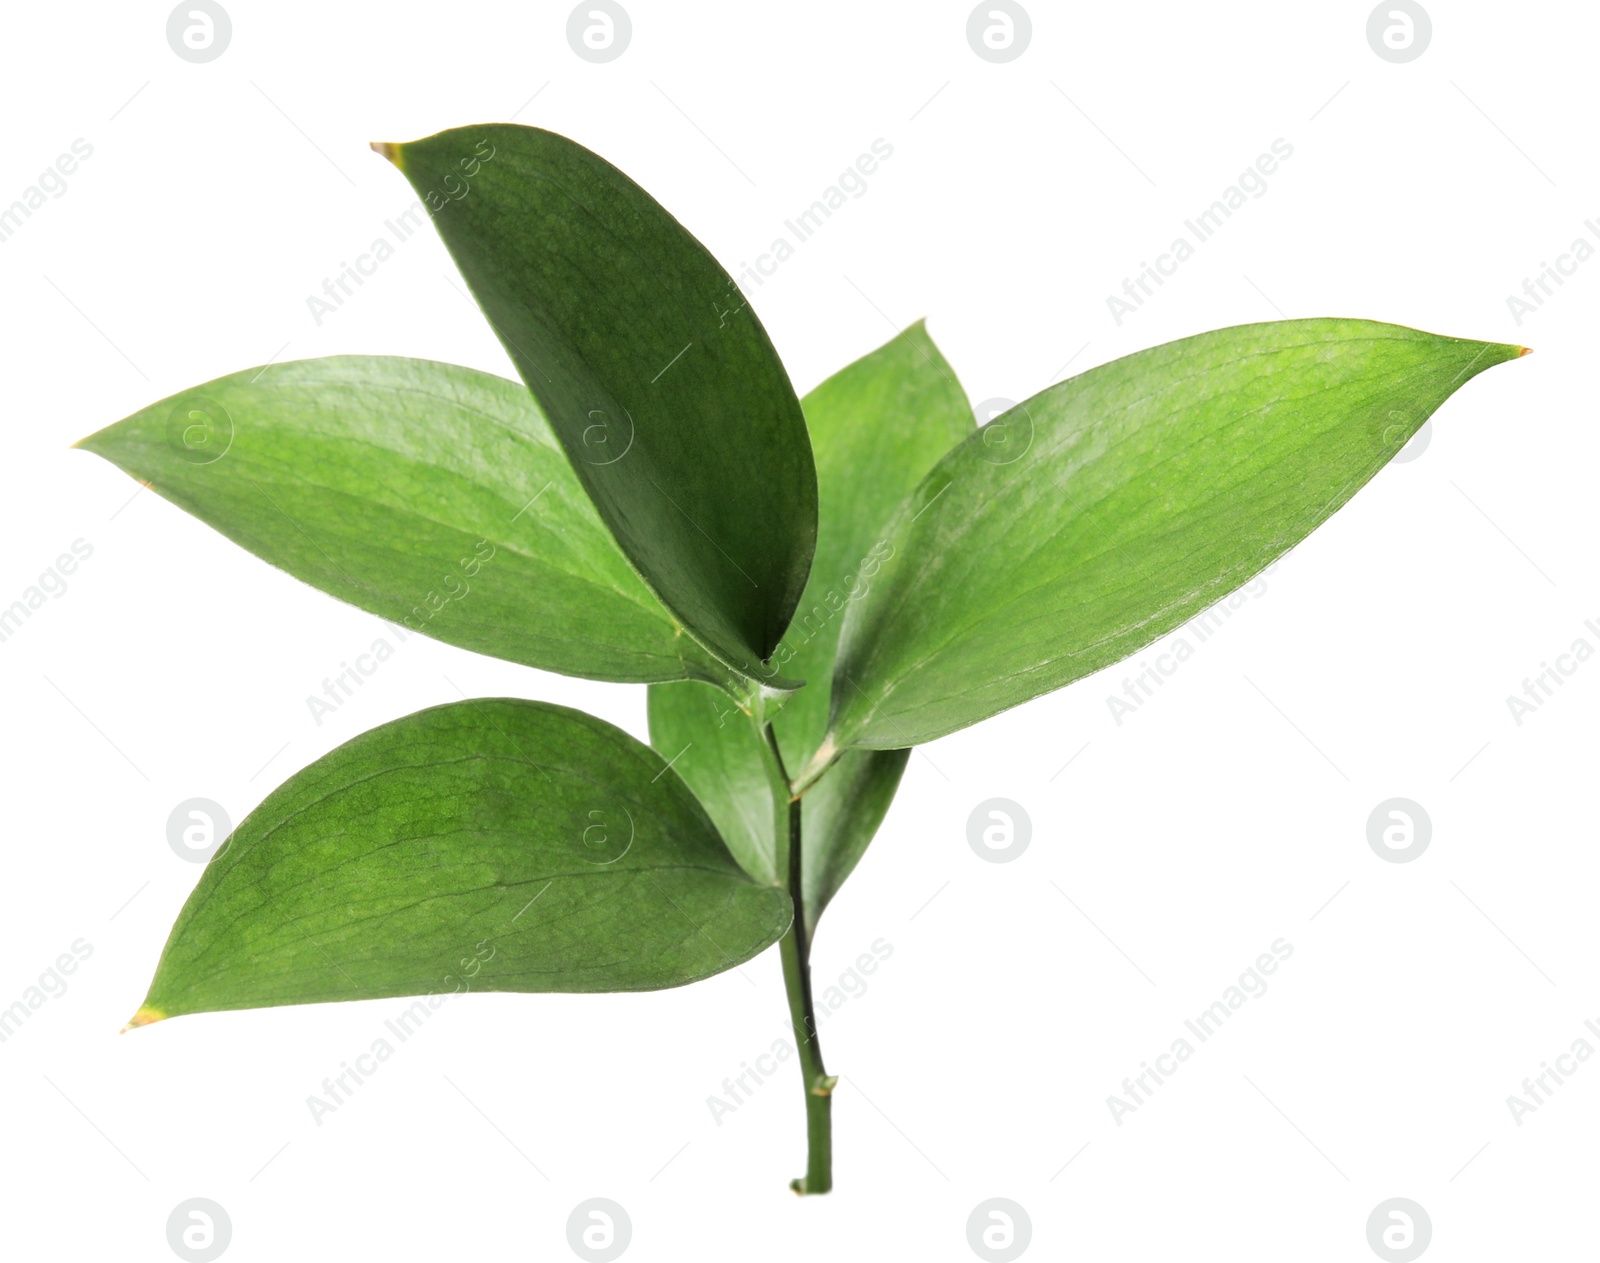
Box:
(134, 699, 791, 1023)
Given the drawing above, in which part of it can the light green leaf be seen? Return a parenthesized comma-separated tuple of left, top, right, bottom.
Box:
(76, 356, 736, 685)
(647, 679, 781, 886)
(768, 321, 975, 766)
(127, 699, 791, 1026)
(70, 355, 732, 685)
(377, 124, 817, 693)
(826, 319, 1527, 750)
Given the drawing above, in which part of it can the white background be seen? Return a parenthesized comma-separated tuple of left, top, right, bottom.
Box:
(1, 2, 1593, 1259)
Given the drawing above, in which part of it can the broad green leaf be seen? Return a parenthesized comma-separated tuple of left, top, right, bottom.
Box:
(645, 680, 908, 939)
(648, 323, 964, 929)
(127, 699, 791, 1026)
(376, 124, 817, 693)
(76, 356, 731, 685)
(826, 319, 1527, 750)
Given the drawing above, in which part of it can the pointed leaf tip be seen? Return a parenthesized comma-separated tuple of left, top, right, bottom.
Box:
(369, 141, 403, 168)
(121, 1005, 165, 1033)
(76, 357, 737, 686)
(1519, 345, 1533, 356)
(825, 318, 1527, 750)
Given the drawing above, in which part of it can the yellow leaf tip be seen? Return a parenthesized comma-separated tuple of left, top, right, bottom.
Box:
(369, 141, 404, 169)
(1518, 345, 1533, 357)
(121, 1005, 166, 1033)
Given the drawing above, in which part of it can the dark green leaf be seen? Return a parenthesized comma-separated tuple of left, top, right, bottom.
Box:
(127, 699, 791, 1025)
(826, 318, 1527, 750)
(77, 356, 731, 685)
(377, 125, 817, 692)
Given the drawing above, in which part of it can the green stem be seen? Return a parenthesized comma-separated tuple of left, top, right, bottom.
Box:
(761, 725, 833, 1195)
(780, 794, 832, 1194)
